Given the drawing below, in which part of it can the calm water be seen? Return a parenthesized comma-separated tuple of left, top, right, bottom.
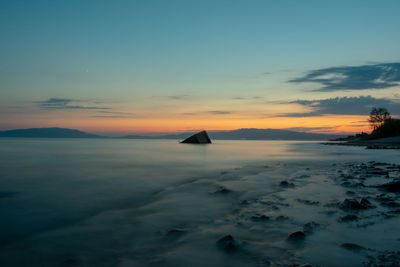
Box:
(0, 139, 399, 266)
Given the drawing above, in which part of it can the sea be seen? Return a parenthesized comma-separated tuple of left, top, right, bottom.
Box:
(0, 138, 399, 266)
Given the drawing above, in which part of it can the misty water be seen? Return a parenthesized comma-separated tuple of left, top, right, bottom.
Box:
(0, 139, 400, 266)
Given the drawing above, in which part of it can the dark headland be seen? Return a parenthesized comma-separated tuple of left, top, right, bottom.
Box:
(325, 118, 400, 149)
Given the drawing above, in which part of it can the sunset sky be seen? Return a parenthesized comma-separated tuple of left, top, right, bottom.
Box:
(1, 0, 400, 135)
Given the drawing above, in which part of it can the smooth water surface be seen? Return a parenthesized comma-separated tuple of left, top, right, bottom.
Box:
(0, 139, 399, 266)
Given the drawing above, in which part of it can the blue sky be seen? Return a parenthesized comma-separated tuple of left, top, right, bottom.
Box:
(1, 0, 399, 134)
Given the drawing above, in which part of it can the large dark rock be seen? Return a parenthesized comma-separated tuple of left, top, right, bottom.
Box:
(280, 180, 295, 187)
(377, 181, 400, 192)
(340, 198, 374, 210)
(338, 214, 358, 222)
(217, 235, 238, 252)
(341, 243, 365, 252)
(180, 130, 212, 144)
(287, 231, 306, 241)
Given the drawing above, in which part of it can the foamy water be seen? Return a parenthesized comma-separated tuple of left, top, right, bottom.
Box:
(0, 139, 399, 266)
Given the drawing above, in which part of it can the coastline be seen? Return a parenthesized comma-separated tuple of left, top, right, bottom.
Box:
(323, 136, 400, 150)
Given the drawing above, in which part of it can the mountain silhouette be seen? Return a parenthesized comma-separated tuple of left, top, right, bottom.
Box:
(0, 127, 342, 140)
(0, 127, 102, 138)
(123, 128, 341, 141)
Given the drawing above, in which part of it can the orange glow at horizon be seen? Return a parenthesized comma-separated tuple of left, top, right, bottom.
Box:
(5, 114, 371, 135)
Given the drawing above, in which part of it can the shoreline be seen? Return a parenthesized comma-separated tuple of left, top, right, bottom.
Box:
(323, 136, 400, 150)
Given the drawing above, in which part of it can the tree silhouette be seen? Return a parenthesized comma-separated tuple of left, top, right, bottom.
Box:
(368, 107, 391, 130)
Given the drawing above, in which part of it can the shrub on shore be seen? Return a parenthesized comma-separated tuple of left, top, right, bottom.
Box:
(370, 118, 400, 139)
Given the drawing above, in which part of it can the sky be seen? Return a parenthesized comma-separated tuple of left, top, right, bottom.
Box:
(1, 0, 400, 135)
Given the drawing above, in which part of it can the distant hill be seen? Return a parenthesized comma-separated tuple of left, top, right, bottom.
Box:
(123, 128, 341, 141)
(0, 127, 342, 140)
(0, 127, 102, 138)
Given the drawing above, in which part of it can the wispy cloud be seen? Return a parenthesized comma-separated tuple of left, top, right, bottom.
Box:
(91, 110, 136, 118)
(36, 98, 110, 110)
(95, 110, 134, 115)
(182, 110, 233, 116)
(208, 110, 232, 115)
(231, 96, 262, 100)
(91, 115, 132, 118)
(279, 96, 400, 117)
(167, 94, 191, 100)
(290, 63, 400, 91)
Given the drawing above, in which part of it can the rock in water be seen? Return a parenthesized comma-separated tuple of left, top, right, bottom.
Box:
(180, 130, 212, 144)
(287, 231, 306, 241)
(340, 198, 373, 210)
(217, 235, 238, 252)
(341, 243, 365, 252)
(377, 181, 400, 192)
